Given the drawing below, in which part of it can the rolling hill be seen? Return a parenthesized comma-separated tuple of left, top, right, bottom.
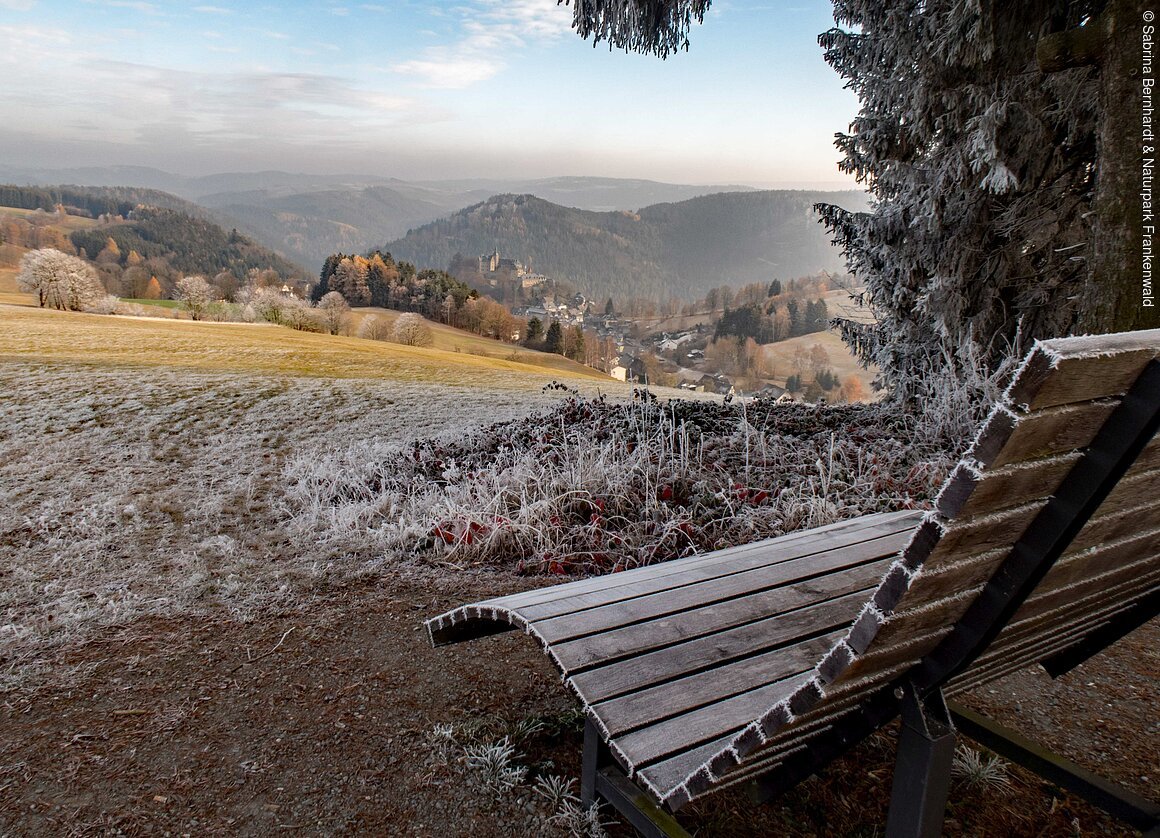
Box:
(381, 190, 870, 302)
(0, 186, 310, 297)
(0, 166, 780, 269)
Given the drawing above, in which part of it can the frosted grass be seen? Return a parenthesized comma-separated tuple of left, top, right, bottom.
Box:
(0, 361, 559, 683)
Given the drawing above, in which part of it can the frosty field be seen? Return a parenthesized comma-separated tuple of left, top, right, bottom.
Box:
(0, 303, 619, 685)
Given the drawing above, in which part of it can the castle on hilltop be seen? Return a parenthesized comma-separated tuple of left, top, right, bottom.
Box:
(476, 248, 546, 290)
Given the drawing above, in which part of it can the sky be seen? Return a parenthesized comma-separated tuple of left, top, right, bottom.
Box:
(0, 0, 860, 187)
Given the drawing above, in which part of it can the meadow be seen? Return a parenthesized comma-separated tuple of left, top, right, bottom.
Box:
(0, 300, 621, 683)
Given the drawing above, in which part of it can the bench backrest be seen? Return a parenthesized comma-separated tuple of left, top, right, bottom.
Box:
(655, 329, 1160, 809)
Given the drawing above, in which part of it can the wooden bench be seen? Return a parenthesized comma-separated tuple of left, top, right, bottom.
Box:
(426, 329, 1160, 837)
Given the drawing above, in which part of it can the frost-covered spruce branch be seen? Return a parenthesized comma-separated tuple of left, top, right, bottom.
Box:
(285, 392, 960, 576)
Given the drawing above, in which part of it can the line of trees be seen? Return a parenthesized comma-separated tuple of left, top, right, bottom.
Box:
(316, 251, 529, 343)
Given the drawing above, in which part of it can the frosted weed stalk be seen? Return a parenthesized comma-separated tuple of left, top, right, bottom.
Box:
(286, 392, 957, 576)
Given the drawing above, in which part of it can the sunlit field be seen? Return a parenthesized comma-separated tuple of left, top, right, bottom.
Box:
(0, 302, 610, 384)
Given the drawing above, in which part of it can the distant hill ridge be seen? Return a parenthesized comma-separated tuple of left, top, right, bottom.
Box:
(0, 183, 307, 282)
(0, 166, 815, 269)
(381, 190, 869, 302)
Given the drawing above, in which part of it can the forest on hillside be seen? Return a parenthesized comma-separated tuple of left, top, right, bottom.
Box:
(69, 207, 305, 284)
(383, 190, 866, 302)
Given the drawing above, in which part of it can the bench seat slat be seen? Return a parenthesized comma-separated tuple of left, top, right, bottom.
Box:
(991, 400, 1118, 468)
(570, 589, 872, 703)
(592, 631, 845, 737)
(633, 733, 740, 797)
(950, 590, 1159, 694)
(893, 512, 1160, 616)
(612, 673, 813, 770)
(514, 515, 919, 623)
(530, 529, 911, 644)
(1006, 564, 1160, 644)
(1010, 337, 1158, 410)
(938, 453, 1080, 519)
(474, 511, 919, 613)
(958, 577, 1160, 685)
(551, 557, 894, 672)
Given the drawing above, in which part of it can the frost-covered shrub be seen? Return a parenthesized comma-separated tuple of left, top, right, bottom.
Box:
(281, 297, 323, 332)
(390, 312, 434, 347)
(83, 294, 121, 315)
(357, 313, 391, 341)
(114, 301, 148, 317)
(251, 286, 288, 324)
(18, 248, 105, 311)
(286, 393, 955, 576)
(317, 291, 350, 335)
(175, 275, 216, 321)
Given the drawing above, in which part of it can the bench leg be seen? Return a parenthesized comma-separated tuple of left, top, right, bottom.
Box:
(885, 685, 956, 838)
(581, 715, 600, 807)
(581, 716, 691, 838)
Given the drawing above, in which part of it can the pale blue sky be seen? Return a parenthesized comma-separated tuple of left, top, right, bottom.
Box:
(0, 0, 859, 186)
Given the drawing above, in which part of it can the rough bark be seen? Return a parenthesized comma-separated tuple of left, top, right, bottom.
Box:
(1040, 0, 1158, 331)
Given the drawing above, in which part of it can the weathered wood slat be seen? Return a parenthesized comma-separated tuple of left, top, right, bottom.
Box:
(519, 521, 916, 624)
(927, 501, 1045, 565)
(1086, 466, 1160, 523)
(829, 626, 952, 687)
(1009, 562, 1160, 637)
(948, 596, 1152, 695)
(633, 733, 739, 797)
(1042, 528, 1160, 594)
(992, 401, 1118, 468)
(948, 591, 1157, 695)
(532, 531, 909, 644)
(693, 664, 915, 794)
(613, 674, 811, 770)
(552, 559, 893, 673)
(887, 549, 1009, 615)
(936, 453, 1079, 519)
(1008, 333, 1159, 411)
(569, 590, 872, 704)
(476, 511, 919, 612)
(967, 572, 1160, 675)
(592, 632, 844, 737)
(862, 586, 986, 653)
(1062, 508, 1160, 561)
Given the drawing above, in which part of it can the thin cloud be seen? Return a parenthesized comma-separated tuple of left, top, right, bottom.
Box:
(393, 55, 501, 88)
(392, 0, 571, 88)
(192, 5, 233, 14)
(101, 0, 161, 13)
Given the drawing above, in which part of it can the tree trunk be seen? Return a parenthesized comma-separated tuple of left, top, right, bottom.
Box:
(1042, 0, 1158, 331)
(1097, 0, 1156, 330)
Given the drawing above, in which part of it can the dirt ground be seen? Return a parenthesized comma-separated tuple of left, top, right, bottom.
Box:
(1, 568, 1155, 837)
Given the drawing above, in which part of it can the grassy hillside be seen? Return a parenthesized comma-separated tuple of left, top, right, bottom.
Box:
(345, 307, 598, 375)
(0, 300, 610, 385)
(383, 191, 869, 302)
(761, 329, 878, 397)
